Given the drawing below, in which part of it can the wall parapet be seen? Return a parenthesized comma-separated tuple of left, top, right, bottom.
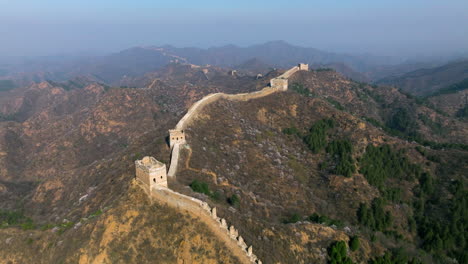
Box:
(136, 63, 308, 263)
(174, 63, 307, 131)
(167, 143, 181, 177)
(149, 186, 262, 264)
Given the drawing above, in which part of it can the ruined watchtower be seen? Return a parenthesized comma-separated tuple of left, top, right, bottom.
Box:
(270, 78, 288, 91)
(169, 129, 186, 148)
(298, 63, 309, 71)
(135, 156, 167, 189)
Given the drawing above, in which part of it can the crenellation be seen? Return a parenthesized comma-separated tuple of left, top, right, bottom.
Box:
(298, 63, 309, 71)
(238, 236, 247, 249)
(221, 218, 227, 229)
(135, 156, 167, 189)
(270, 78, 288, 91)
(229, 225, 237, 239)
(211, 207, 217, 219)
(135, 64, 304, 264)
(247, 245, 253, 256)
(201, 202, 211, 212)
(169, 129, 186, 148)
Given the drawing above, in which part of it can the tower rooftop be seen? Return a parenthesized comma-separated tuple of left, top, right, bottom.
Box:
(136, 156, 165, 169)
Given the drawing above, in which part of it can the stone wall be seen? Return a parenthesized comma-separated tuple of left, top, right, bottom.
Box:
(169, 65, 306, 176)
(137, 64, 307, 264)
(167, 143, 180, 177)
(169, 129, 186, 148)
(279, 65, 300, 79)
(135, 157, 168, 188)
(151, 186, 262, 264)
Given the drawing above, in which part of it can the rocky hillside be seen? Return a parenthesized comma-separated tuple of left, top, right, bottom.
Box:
(377, 60, 468, 96)
(0, 64, 271, 263)
(0, 66, 466, 263)
(171, 70, 467, 263)
(289, 70, 468, 145)
(0, 182, 242, 264)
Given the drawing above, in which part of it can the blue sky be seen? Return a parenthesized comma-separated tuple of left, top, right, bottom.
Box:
(1, 0, 467, 57)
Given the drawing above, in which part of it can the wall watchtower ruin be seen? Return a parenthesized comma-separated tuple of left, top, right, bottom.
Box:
(270, 78, 288, 91)
(169, 129, 186, 148)
(135, 156, 168, 189)
(298, 63, 309, 71)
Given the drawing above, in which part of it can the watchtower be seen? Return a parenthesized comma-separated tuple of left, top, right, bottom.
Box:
(298, 63, 309, 71)
(135, 156, 167, 189)
(169, 129, 186, 148)
(270, 78, 288, 91)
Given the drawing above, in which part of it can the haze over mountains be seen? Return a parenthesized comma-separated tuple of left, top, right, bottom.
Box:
(1, 0, 468, 262)
(1, 41, 465, 91)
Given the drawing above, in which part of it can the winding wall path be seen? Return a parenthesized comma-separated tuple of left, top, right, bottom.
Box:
(143, 64, 306, 264)
(168, 66, 302, 177)
(151, 187, 256, 264)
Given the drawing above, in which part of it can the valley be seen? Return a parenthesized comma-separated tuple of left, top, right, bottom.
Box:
(0, 61, 466, 264)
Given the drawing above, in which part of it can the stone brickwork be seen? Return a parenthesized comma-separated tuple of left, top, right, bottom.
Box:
(298, 63, 309, 71)
(169, 129, 186, 148)
(167, 143, 180, 177)
(149, 186, 262, 263)
(135, 63, 308, 263)
(135, 156, 167, 189)
(270, 78, 288, 91)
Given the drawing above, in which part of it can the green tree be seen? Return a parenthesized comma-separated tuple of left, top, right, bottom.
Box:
(349, 236, 360, 251)
(227, 194, 240, 207)
(328, 241, 355, 264)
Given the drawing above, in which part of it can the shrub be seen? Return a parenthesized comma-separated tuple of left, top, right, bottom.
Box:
(0, 210, 35, 229)
(386, 108, 418, 134)
(326, 139, 356, 177)
(290, 83, 311, 96)
(282, 126, 300, 136)
(20, 219, 35, 230)
(189, 180, 221, 200)
(303, 119, 335, 153)
(349, 236, 360, 251)
(227, 194, 240, 207)
(359, 144, 422, 189)
(326, 98, 345, 111)
(189, 180, 211, 196)
(282, 213, 301, 224)
(309, 213, 343, 227)
(89, 209, 103, 218)
(357, 198, 392, 232)
(328, 241, 355, 264)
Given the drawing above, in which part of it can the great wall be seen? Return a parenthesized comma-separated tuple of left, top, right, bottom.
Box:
(135, 63, 309, 264)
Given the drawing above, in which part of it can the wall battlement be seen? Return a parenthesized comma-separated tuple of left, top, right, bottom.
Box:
(147, 183, 262, 264)
(135, 156, 167, 189)
(169, 129, 186, 148)
(136, 63, 307, 263)
(270, 78, 288, 91)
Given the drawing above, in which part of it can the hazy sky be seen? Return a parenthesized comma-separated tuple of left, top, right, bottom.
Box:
(1, 0, 467, 57)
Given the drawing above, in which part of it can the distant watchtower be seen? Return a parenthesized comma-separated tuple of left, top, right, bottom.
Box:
(270, 78, 288, 91)
(298, 63, 309, 71)
(169, 129, 186, 148)
(135, 156, 167, 189)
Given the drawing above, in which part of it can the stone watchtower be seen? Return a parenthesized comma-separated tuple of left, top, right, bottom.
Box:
(270, 78, 288, 91)
(298, 63, 309, 71)
(135, 156, 167, 189)
(169, 129, 186, 148)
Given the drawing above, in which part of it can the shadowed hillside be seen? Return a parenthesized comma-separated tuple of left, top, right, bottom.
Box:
(0, 66, 466, 264)
(378, 60, 468, 96)
(170, 70, 467, 263)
